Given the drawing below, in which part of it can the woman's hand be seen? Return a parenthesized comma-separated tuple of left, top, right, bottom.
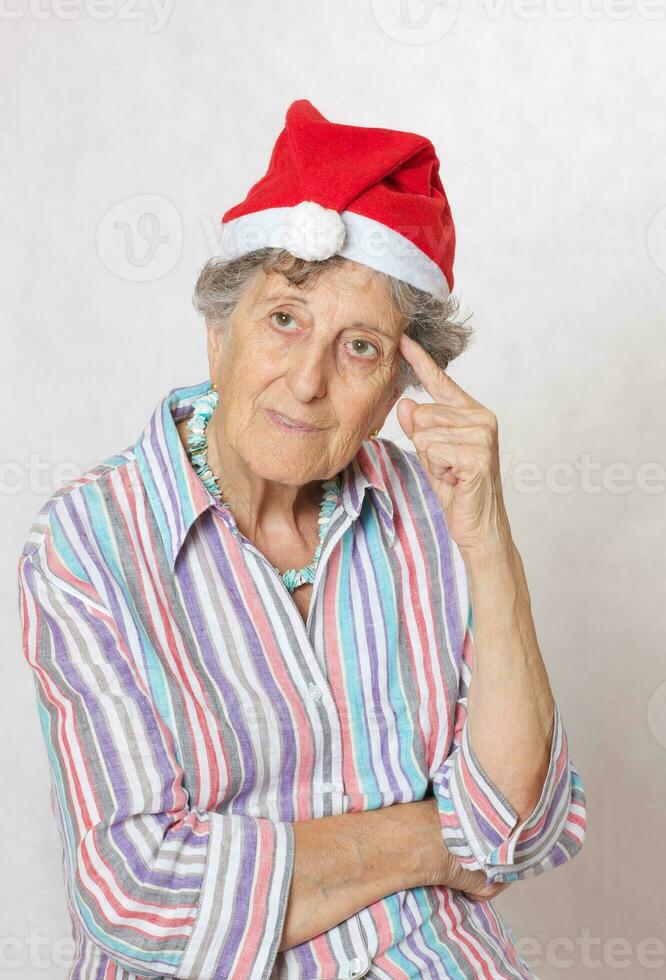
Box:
(441, 856, 512, 904)
(396, 333, 511, 558)
(419, 797, 512, 902)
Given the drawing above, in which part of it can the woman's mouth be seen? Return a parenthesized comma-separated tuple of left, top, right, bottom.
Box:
(265, 409, 319, 433)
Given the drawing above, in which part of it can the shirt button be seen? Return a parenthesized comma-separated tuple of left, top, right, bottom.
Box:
(308, 682, 323, 701)
(320, 781, 334, 792)
(347, 957, 365, 977)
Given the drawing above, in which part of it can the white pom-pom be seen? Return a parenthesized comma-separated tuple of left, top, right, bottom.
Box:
(282, 200, 346, 260)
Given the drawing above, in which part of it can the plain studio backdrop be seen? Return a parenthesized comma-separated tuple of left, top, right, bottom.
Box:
(3, 4, 665, 978)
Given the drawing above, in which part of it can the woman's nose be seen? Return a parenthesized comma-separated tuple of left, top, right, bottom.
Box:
(285, 338, 329, 401)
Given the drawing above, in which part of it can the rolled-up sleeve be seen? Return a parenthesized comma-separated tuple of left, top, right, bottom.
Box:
(17, 548, 295, 980)
(431, 604, 587, 884)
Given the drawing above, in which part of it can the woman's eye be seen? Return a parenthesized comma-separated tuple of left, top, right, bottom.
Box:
(269, 313, 378, 361)
(270, 311, 297, 330)
(346, 338, 379, 359)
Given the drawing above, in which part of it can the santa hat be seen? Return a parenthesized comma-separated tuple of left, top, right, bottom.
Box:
(218, 99, 456, 302)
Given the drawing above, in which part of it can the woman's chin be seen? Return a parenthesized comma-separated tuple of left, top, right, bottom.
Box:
(242, 448, 319, 486)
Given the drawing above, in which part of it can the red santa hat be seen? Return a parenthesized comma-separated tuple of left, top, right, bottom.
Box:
(219, 99, 456, 302)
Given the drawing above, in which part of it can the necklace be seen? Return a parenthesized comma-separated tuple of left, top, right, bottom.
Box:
(184, 385, 342, 593)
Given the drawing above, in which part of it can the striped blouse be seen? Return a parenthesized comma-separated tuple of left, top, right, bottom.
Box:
(17, 378, 587, 980)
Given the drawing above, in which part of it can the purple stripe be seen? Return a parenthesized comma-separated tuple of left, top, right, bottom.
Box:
(65, 492, 181, 813)
(153, 403, 187, 542)
(181, 511, 300, 820)
(111, 820, 204, 891)
(401, 898, 445, 976)
(17, 379, 586, 978)
(174, 520, 259, 802)
(351, 534, 403, 800)
(217, 818, 260, 972)
(412, 463, 465, 661)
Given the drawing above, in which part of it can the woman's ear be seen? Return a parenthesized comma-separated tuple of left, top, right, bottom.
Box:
(372, 386, 405, 434)
(386, 382, 405, 416)
(206, 321, 227, 378)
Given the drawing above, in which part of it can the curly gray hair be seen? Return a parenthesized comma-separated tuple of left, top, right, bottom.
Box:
(192, 248, 474, 394)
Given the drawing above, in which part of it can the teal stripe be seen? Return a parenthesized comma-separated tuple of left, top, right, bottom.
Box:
(81, 485, 181, 767)
(106, 453, 133, 465)
(36, 694, 77, 869)
(438, 794, 455, 817)
(337, 523, 381, 807)
(134, 380, 210, 560)
(73, 890, 180, 975)
(378, 892, 428, 977)
(32, 572, 184, 976)
(411, 886, 480, 979)
(38, 692, 181, 972)
(134, 437, 174, 563)
(37, 685, 181, 974)
(360, 501, 425, 793)
(162, 396, 199, 531)
(164, 378, 212, 536)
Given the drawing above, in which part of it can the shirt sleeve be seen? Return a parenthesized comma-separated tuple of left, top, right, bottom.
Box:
(431, 598, 587, 884)
(17, 547, 295, 980)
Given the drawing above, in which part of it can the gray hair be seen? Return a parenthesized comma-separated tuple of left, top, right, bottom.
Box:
(192, 248, 474, 394)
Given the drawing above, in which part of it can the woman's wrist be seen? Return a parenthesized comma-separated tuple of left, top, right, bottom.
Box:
(369, 798, 449, 893)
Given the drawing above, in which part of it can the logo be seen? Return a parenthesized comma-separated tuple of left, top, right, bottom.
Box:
(370, 0, 459, 43)
(96, 193, 183, 281)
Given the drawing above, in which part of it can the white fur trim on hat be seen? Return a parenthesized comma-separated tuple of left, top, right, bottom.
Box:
(219, 206, 450, 301)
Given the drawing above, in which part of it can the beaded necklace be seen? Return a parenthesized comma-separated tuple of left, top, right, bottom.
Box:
(184, 385, 342, 593)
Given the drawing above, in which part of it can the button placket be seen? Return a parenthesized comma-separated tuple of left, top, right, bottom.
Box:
(296, 507, 356, 804)
(346, 954, 369, 978)
(308, 681, 323, 701)
(233, 505, 353, 804)
(343, 911, 371, 978)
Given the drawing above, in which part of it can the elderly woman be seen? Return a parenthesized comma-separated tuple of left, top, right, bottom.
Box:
(18, 99, 586, 980)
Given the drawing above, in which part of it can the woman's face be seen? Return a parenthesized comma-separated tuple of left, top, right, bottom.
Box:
(207, 259, 404, 485)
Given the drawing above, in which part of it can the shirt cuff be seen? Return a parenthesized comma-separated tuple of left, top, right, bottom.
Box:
(176, 813, 295, 979)
(435, 702, 586, 882)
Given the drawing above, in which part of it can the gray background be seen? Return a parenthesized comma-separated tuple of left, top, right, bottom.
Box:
(3, 2, 666, 977)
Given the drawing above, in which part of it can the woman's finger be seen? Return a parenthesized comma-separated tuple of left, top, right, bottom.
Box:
(411, 402, 479, 430)
(413, 425, 494, 449)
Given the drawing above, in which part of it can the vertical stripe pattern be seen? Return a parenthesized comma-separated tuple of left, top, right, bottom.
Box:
(17, 379, 586, 979)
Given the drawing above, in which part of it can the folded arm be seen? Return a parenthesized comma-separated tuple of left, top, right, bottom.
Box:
(431, 537, 587, 883)
(19, 546, 490, 978)
(18, 549, 294, 980)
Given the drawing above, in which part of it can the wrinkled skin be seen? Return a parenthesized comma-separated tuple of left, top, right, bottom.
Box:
(204, 260, 405, 529)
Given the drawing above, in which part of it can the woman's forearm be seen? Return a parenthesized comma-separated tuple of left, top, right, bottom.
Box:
(462, 526, 556, 823)
(279, 798, 442, 951)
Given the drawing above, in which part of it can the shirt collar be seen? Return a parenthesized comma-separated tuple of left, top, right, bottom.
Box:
(134, 380, 396, 571)
(338, 440, 396, 549)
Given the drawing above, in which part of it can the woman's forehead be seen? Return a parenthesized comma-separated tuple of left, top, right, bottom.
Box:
(252, 266, 398, 319)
